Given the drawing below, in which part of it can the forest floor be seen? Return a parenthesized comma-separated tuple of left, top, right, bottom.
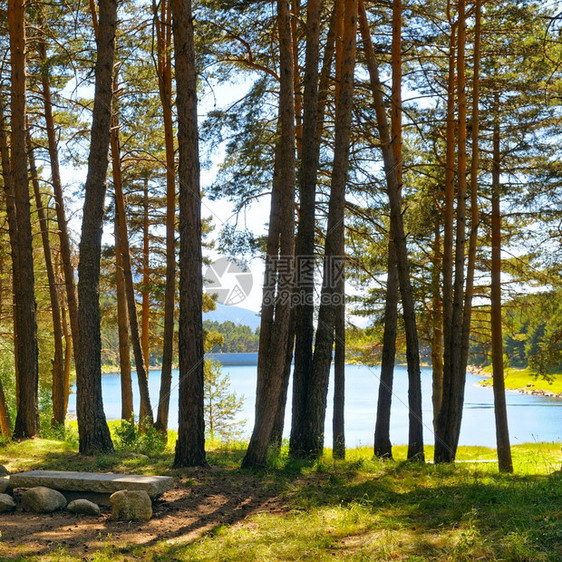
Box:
(0, 437, 560, 561)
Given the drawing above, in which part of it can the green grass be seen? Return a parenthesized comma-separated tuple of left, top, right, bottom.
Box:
(479, 366, 562, 395)
(0, 437, 560, 561)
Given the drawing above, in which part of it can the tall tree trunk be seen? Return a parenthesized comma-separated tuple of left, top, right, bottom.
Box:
(374, 0, 402, 460)
(27, 133, 65, 427)
(242, 0, 296, 469)
(491, 95, 513, 474)
(431, 215, 443, 430)
(56, 256, 72, 415)
(0, 229, 12, 436)
(171, 0, 207, 467)
(332, 292, 345, 459)
(154, 0, 177, 435)
(76, 0, 117, 455)
(435, 0, 470, 463)
(114, 198, 134, 420)
(460, 0, 481, 391)
(9, 0, 40, 439)
(141, 176, 150, 367)
(374, 242, 399, 458)
(110, 80, 153, 424)
(38, 21, 80, 367)
(291, 0, 303, 157)
(302, 0, 357, 460)
(290, 0, 335, 458)
(437, 13, 457, 441)
(270, 311, 296, 449)
(0, 96, 14, 439)
(331, 0, 350, 462)
(359, 0, 424, 461)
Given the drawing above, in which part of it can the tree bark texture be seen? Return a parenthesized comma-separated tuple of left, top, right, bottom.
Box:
(290, 0, 337, 458)
(491, 98, 513, 473)
(114, 199, 134, 421)
(154, 0, 177, 435)
(374, 0, 402, 459)
(141, 177, 150, 367)
(28, 134, 65, 427)
(110, 93, 153, 424)
(242, 0, 296, 469)
(0, 96, 15, 439)
(9, 0, 40, 439)
(270, 311, 296, 449)
(39, 19, 80, 366)
(435, 0, 470, 463)
(359, 0, 424, 460)
(76, 0, 117, 455)
(332, 294, 346, 459)
(431, 217, 443, 430)
(303, 0, 357, 460)
(171, 0, 207, 467)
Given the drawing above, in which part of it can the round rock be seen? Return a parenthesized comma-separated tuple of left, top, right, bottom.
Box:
(21, 486, 67, 513)
(0, 493, 16, 513)
(0, 465, 9, 477)
(67, 498, 101, 516)
(110, 489, 152, 521)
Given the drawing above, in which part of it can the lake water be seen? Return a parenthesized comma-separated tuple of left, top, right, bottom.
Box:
(68, 356, 562, 448)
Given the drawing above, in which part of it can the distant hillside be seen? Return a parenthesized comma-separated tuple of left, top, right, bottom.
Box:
(203, 302, 261, 331)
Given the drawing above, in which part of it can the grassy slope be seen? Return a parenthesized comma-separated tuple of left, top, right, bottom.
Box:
(478, 366, 562, 396)
(0, 435, 560, 562)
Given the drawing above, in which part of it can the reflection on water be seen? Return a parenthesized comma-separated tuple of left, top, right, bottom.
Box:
(68, 357, 561, 448)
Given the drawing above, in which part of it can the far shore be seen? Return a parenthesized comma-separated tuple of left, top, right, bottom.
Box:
(101, 356, 562, 400)
(468, 365, 562, 400)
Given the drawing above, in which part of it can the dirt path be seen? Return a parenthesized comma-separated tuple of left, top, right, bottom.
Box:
(0, 468, 289, 559)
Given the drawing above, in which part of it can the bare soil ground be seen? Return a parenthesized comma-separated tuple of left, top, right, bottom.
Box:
(0, 467, 290, 559)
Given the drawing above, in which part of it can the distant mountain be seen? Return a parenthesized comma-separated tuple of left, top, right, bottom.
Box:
(203, 302, 261, 331)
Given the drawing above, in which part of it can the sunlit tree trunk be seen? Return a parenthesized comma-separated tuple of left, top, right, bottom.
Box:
(291, 0, 303, 157)
(332, 295, 345, 459)
(431, 216, 443, 430)
(27, 133, 65, 427)
(141, 176, 150, 367)
(374, 0, 402, 459)
(242, 0, 296, 469)
(290, 0, 335, 458)
(435, 0, 470, 463)
(56, 256, 72, 416)
(76, 0, 117, 455)
(270, 311, 296, 449)
(331, 0, 350, 461)
(114, 199, 134, 420)
(437, 13, 457, 443)
(359, 0, 424, 461)
(171, 0, 207, 467)
(154, 0, 177, 435)
(460, 0, 481, 392)
(303, 0, 357, 459)
(38, 16, 80, 365)
(9, 0, 40, 439)
(110, 74, 153, 424)
(0, 96, 15, 439)
(491, 94, 513, 474)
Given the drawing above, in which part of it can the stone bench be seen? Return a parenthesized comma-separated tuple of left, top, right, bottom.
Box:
(9, 470, 174, 506)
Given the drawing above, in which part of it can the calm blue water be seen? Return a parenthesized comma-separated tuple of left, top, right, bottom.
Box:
(68, 358, 562, 448)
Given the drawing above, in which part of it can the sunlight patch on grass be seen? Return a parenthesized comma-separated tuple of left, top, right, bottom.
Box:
(479, 366, 562, 395)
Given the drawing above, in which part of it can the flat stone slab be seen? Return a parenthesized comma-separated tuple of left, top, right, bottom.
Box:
(9, 471, 173, 498)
